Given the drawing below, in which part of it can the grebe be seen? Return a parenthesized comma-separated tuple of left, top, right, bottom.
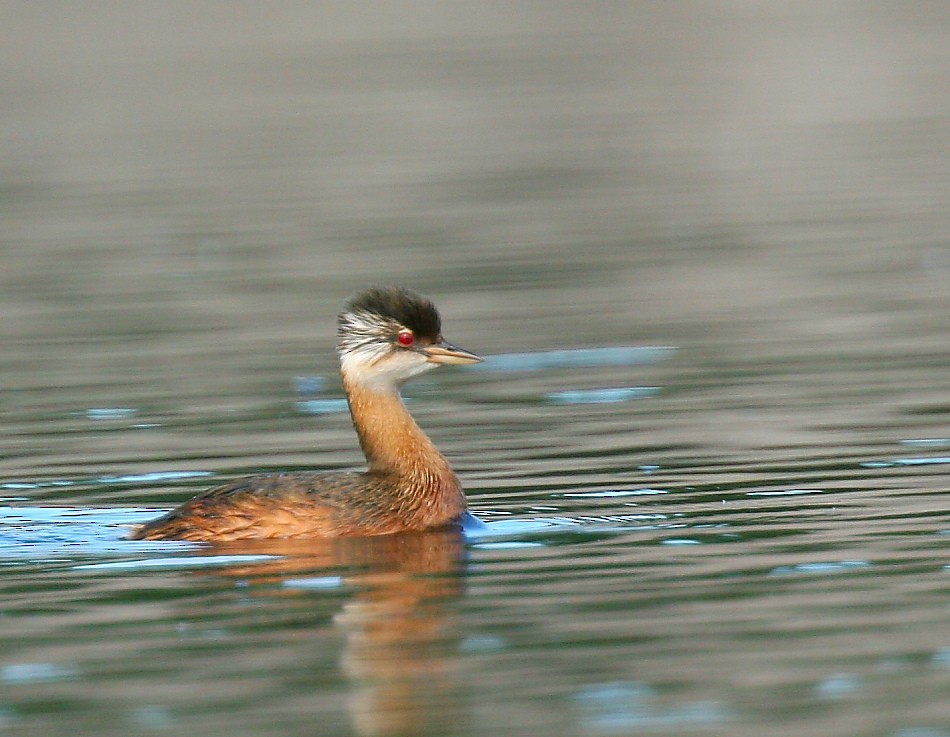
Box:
(131, 286, 482, 541)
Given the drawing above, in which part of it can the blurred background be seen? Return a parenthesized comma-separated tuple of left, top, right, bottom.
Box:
(1, 3, 949, 737)
(3, 2, 947, 390)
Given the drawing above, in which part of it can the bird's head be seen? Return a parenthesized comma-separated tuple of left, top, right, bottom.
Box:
(337, 286, 481, 390)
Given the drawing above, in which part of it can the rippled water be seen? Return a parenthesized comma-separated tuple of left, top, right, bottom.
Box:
(2, 4, 949, 737)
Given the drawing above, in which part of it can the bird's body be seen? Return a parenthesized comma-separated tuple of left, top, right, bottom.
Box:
(131, 286, 480, 542)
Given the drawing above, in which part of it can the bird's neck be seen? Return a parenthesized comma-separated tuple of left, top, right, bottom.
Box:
(342, 374, 455, 484)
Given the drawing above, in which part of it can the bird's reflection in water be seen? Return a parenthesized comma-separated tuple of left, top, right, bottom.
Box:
(205, 529, 468, 737)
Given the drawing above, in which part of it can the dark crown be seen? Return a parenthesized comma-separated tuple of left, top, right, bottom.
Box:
(340, 286, 442, 341)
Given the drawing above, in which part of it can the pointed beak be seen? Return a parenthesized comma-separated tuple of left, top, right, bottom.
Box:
(423, 340, 482, 365)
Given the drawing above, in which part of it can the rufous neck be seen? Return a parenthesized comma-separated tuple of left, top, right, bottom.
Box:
(342, 375, 452, 479)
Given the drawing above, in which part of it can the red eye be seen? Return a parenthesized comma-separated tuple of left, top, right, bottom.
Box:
(397, 330, 415, 347)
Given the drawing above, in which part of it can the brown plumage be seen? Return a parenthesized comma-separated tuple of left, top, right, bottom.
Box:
(130, 286, 481, 542)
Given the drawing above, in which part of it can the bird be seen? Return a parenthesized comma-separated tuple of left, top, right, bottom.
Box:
(130, 286, 482, 541)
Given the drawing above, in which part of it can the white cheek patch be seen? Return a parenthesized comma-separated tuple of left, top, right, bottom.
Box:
(337, 311, 391, 355)
(340, 349, 434, 391)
